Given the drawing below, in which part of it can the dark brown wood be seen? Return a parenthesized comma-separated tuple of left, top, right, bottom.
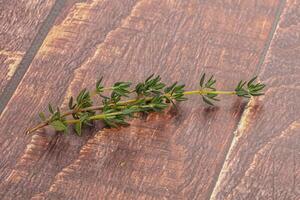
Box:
(0, 0, 283, 199)
(210, 1, 300, 199)
(0, 0, 55, 93)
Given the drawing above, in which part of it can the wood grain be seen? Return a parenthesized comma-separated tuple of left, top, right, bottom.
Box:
(210, 0, 300, 199)
(0, 0, 282, 199)
(0, 0, 55, 93)
(0, 0, 142, 199)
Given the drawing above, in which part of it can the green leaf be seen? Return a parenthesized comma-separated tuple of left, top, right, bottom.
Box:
(154, 82, 165, 90)
(240, 81, 247, 89)
(56, 107, 61, 118)
(236, 80, 242, 90)
(251, 92, 264, 96)
(174, 84, 185, 91)
(39, 112, 46, 121)
(250, 85, 264, 93)
(122, 107, 141, 115)
(50, 120, 67, 132)
(48, 104, 54, 114)
(176, 97, 188, 101)
(96, 77, 104, 93)
(145, 74, 154, 82)
(207, 75, 213, 84)
(68, 97, 74, 109)
(164, 82, 176, 93)
(74, 121, 82, 136)
(77, 89, 87, 102)
(202, 96, 214, 106)
(206, 79, 216, 88)
(247, 76, 257, 87)
(200, 73, 206, 87)
(96, 77, 103, 88)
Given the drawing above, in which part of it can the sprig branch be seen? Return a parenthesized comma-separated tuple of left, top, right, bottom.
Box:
(26, 73, 265, 135)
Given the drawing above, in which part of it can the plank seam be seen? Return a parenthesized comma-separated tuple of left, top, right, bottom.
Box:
(254, 0, 287, 74)
(0, 0, 66, 115)
(208, 0, 287, 199)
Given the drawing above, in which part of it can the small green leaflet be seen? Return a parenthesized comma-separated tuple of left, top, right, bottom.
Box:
(39, 112, 46, 121)
(75, 121, 82, 136)
(50, 120, 67, 132)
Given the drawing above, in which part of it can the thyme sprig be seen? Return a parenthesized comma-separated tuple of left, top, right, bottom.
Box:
(26, 73, 265, 135)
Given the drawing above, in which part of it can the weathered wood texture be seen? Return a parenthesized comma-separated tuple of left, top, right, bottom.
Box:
(0, 0, 144, 199)
(211, 0, 300, 199)
(0, 0, 286, 199)
(0, 0, 55, 93)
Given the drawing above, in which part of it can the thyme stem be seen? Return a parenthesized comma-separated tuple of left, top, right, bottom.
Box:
(26, 90, 235, 134)
(26, 74, 265, 135)
(26, 99, 138, 134)
(66, 104, 156, 124)
(66, 112, 123, 124)
(183, 90, 236, 95)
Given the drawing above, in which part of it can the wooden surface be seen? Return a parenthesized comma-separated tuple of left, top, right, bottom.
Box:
(0, 0, 56, 94)
(0, 0, 298, 199)
(211, 0, 300, 199)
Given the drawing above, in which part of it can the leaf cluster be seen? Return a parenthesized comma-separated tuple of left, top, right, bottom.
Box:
(69, 89, 93, 112)
(110, 82, 131, 103)
(100, 96, 168, 128)
(101, 104, 129, 128)
(199, 73, 219, 105)
(164, 82, 187, 102)
(135, 74, 166, 96)
(235, 76, 265, 98)
(95, 77, 104, 94)
(39, 104, 68, 133)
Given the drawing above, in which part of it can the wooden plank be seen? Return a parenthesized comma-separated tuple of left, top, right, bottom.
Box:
(210, 1, 300, 199)
(0, 0, 281, 199)
(0, 0, 56, 93)
(0, 0, 143, 199)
